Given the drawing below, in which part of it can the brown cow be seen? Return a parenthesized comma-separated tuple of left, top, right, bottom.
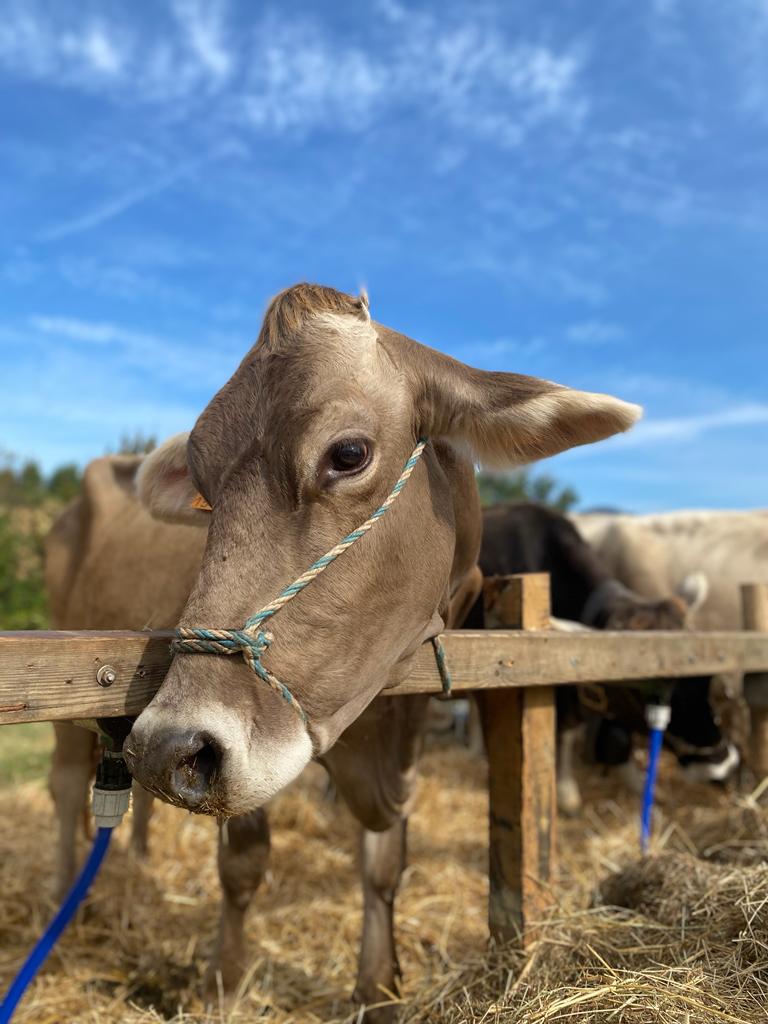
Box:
(45, 455, 206, 897)
(52, 283, 639, 1019)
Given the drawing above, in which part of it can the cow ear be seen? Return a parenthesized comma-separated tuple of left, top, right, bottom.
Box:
(408, 344, 641, 466)
(136, 433, 211, 525)
(676, 572, 709, 615)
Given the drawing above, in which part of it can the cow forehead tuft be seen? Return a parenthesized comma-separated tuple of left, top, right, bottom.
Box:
(260, 282, 370, 349)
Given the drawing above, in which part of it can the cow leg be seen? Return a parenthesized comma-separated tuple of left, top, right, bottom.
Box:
(557, 724, 583, 815)
(204, 808, 270, 1005)
(354, 819, 406, 1016)
(323, 694, 429, 1023)
(466, 696, 485, 756)
(130, 783, 154, 857)
(556, 687, 582, 816)
(49, 722, 97, 901)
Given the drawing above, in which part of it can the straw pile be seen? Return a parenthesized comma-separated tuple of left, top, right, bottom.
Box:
(1, 732, 767, 1023)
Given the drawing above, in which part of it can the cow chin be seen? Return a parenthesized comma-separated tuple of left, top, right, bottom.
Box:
(124, 701, 313, 816)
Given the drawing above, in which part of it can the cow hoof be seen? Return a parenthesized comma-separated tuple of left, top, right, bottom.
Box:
(203, 959, 245, 1010)
(352, 999, 398, 1023)
(130, 834, 150, 859)
(557, 779, 582, 816)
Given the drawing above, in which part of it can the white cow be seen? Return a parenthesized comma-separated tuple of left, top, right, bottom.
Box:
(574, 509, 768, 768)
(574, 509, 768, 631)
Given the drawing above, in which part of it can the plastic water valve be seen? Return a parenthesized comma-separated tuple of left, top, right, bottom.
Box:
(640, 700, 671, 854)
(645, 702, 672, 732)
(0, 745, 132, 1021)
(92, 750, 132, 829)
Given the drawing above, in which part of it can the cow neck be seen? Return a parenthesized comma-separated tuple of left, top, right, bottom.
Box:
(580, 578, 637, 627)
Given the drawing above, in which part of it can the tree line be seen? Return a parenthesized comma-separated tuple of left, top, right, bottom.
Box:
(0, 439, 578, 630)
(0, 435, 156, 629)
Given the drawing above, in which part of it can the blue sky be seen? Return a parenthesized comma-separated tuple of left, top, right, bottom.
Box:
(1, 0, 766, 511)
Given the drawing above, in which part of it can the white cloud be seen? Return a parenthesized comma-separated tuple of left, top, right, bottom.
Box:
(566, 320, 627, 345)
(0, 0, 236, 103)
(0, 7, 129, 84)
(651, 0, 681, 17)
(25, 314, 240, 382)
(170, 0, 232, 81)
(62, 23, 124, 74)
(0, 2, 589, 146)
(471, 336, 548, 358)
(39, 142, 245, 242)
(29, 316, 166, 349)
(621, 403, 768, 445)
(648, 0, 768, 121)
(39, 168, 187, 242)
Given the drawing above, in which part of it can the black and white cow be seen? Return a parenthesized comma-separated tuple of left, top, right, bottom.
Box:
(462, 502, 738, 812)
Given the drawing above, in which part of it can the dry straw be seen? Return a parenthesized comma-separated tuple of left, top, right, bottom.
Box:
(1, 737, 767, 1022)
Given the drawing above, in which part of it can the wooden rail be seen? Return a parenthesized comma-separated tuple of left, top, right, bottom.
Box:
(2, 627, 768, 724)
(2, 577, 768, 950)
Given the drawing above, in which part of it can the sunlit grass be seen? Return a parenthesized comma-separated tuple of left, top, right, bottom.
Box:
(0, 722, 53, 788)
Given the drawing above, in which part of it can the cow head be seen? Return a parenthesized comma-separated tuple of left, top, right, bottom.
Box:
(590, 573, 709, 631)
(125, 283, 640, 815)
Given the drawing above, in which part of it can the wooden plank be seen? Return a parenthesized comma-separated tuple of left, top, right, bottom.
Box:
(742, 583, 768, 779)
(478, 574, 557, 944)
(398, 630, 768, 693)
(483, 573, 552, 632)
(0, 630, 174, 724)
(3, 628, 768, 725)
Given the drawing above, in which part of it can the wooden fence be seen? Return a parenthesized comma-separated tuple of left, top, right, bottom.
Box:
(1, 575, 767, 946)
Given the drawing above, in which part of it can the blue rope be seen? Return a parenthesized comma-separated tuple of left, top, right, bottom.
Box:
(0, 828, 113, 1023)
(641, 726, 665, 854)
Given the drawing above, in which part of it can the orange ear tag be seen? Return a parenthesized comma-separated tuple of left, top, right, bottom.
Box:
(190, 493, 213, 512)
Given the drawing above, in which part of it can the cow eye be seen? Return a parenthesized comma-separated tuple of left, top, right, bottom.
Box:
(328, 439, 371, 475)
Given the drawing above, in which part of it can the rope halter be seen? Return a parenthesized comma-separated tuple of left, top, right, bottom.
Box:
(172, 438, 452, 724)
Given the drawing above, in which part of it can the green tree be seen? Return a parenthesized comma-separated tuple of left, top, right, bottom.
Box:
(0, 511, 47, 629)
(18, 461, 44, 503)
(116, 432, 156, 455)
(0, 465, 17, 505)
(47, 464, 82, 503)
(476, 468, 578, 512)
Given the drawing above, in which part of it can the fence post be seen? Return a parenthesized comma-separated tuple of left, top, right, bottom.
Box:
(742, 583, 768, 780)
(478, 572, 557, 945)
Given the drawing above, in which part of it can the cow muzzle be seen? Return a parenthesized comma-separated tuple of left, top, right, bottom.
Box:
(123, 725, 221, 810)
(123, 700, 313, 815)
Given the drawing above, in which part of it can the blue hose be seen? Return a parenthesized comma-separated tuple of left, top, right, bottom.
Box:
(640, 727, 664, 854)
(0, 827, 113, 1023)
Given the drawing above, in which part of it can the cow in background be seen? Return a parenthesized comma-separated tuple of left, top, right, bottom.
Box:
(574, 509, 768, 631)
(575, 509, 768, 766)
(462, 502, 731, 813)
(45, 457, 207, 895)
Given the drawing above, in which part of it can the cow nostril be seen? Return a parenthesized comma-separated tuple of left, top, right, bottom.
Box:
(171, 735, 220, 808)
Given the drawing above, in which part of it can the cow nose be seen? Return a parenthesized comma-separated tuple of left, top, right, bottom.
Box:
(124, 727, 221, 810)
(170, 733, 221, 808)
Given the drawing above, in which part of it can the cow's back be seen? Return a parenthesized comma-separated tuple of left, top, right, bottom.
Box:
(575, 510, 768, 630)
(46, 454, 208, 631)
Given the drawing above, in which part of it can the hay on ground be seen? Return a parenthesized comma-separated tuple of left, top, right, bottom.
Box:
(1, 737, 767, 1022)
